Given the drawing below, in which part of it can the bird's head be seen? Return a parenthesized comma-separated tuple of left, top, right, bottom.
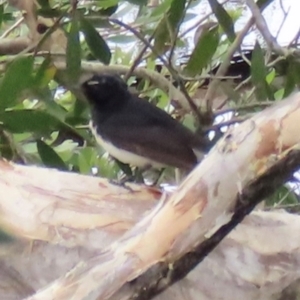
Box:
(80, 74, 129, 108)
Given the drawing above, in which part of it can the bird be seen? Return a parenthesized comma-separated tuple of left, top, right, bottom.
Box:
(80, 73, 210, 172)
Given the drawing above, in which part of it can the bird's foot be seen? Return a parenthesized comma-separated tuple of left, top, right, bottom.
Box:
(109, 175, 135, 192)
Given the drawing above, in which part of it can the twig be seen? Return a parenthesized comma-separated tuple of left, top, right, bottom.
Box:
(168, 0, 193, 64)
(0, 17, 24, 39)
(55, 60, 193, 110)
(109, 18, 170, 73)
(205, 116, 248, 133)
(0, 55, 188, 110)
(267, 203, 300, 212)
(179, 0, 231, 39)
(181, 75, 241, 81)
(216, 96, 230, 110)
(204, 17, 255, 112)
(288, 28, 300, 47)
(215, 101, 273, 117)
(177, 80, 204, 125)
(245, 0, 286, 56)
(234, 76, 251, 92)
(109, 18, 204, 124)
(123, 32, 155, 82)
(279, 0, 287, 14)
(275, 4, 290, 40)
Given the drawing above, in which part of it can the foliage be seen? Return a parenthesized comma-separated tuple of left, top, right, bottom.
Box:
(0, 0, 299, 205)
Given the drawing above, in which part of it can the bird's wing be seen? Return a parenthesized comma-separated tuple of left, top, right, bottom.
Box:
(128, 98, 210, 151)
(101, 125, 198, 169)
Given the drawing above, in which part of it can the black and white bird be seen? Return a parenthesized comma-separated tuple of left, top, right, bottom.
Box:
(81, 74, 209, 171)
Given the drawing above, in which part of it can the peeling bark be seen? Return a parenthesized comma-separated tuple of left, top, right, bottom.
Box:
(0, 92, 294, 299)
(0, 161, 160, 248)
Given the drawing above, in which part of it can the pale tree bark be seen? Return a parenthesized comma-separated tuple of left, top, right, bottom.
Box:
(0, 160, 160, 248)
(0, 93, 299, 299)
(25, 92, 300, 300)
(0, 210, 300, 300)
(2, 1, 300, 300)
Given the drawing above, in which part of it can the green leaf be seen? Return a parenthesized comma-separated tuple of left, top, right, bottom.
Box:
(97, 156, 121, 179)
(125, 0, 147, 5)
(95, 0, 119, 15)
(266, 68, 275, 84)
(80, 17, 111, 65)
(99, 5, 119, 16)
(208, 0, 235, 42)
(257, 0, 274, 10)
(283, 59, 300, 98)
(37, 140, 68, 170)
(0, 4, 4, 28)
(251, 42, 272, 100)
(274, 88, 284, 100)
(96, 0, 119, 8)
(265, 185, 299, 207)
(67, 13, 81, 82)
(36, 88, 68, 122)
(0, 57, 34, 110)
(150, 0, 172, 17)
(153, 0, 186, 54)
(34, 56, 56, 88)
(115, 160, 132, 177)
(184, 25, 219, 76)
(77, 147, 98, 174)
(0, 109, 88, 145)
(37, 0, 50, 8)
(37, 8, 62, 18)
(0, 110, 63, 133)
(72, 98, 88, 118)
(251, 43, 266, 79)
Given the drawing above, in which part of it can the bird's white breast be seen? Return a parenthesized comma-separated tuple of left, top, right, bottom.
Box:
(90, 122, 164, 168)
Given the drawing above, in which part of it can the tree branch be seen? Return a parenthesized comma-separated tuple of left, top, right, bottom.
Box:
(27, 92, 300, 300)
(129, 149, 300, 300)
(204, 18, 254, 111)
(0, 38, 31, 55)
(245, 0, 286, 55)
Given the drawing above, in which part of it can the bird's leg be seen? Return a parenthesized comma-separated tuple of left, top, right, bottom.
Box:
(108, 161, 150, 189)
(109, 177, 134, 192)
(108, 160, 135, 191)
(175, 168, 181, 185)
(133, 168, 145, 183)
(115, 159, 133, 177)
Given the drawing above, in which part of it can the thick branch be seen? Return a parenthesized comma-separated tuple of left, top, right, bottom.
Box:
(0, 38, 31, 55)
(26, 92, 300, 300)
(0, 161, 160, 247)
(129, 149, 300, 300)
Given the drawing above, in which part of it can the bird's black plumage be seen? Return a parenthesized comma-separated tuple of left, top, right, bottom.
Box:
(81, 74, 209, 170)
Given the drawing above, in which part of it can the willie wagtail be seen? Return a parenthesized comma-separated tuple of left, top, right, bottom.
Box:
(81, 74, 209, 171)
